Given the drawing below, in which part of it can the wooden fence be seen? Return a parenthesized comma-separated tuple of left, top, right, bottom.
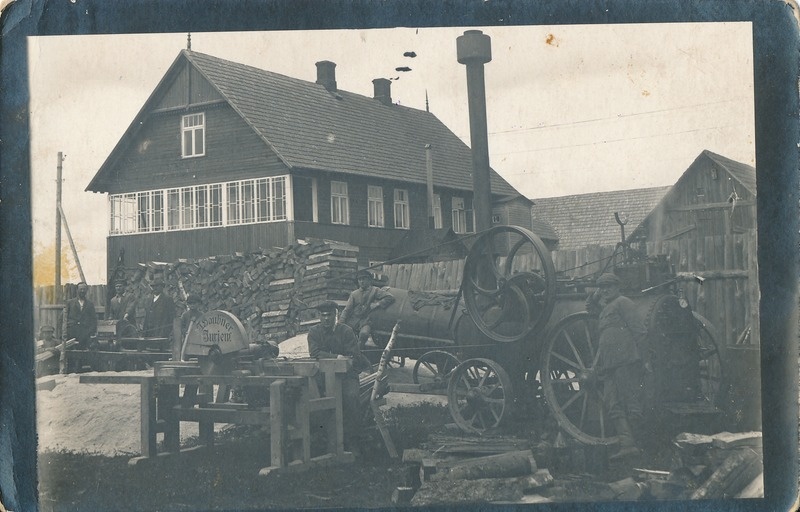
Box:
(34, 284, 107, 339)
(382, 229, 758, 348)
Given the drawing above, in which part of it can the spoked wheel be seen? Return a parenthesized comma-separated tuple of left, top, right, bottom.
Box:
(693, 313, 724, 406)
(541, 312, 614, 445)
(447, 358, 514, 434)
(412, 350, 460, 386)
(463, 226, 556, 343)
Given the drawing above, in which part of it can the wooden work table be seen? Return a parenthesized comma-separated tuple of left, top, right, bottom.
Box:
(79, 358, 355, 475)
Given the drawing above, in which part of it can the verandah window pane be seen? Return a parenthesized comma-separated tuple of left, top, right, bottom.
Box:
(209, 184, 222, 226)
(227, 183, 239, 224)
(167, 189, 180, 230)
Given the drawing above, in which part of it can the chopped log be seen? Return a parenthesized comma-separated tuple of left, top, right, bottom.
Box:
(425, 434, 530, 455)
(522, 469, 554, 491)
(735, 473, 764, 498)
(429, 450, 536, 482)
(608, 477, 646, 500)
(690, 448, 762, 499)
(402, 448, 433, 464)
(711, 431, 762, 449)
(391, 487, 415, 505)
(411, 477, 526, 506)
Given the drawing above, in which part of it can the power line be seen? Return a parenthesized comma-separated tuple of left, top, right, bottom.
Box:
(486, 97, 746, 136)
(490, 123, 737, 157)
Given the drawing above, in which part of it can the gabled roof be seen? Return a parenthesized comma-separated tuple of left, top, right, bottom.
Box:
(532, 186, 672, 250)
(701, 150, 756, 195)
(88, 50, 519, 197)
(628, 150, 756, 240)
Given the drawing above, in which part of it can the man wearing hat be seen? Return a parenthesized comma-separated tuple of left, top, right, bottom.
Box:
(587, 272, 649, 460)
(307, 300, 371, 454)
(108, 279, 135, 322)
(62, 281, 97, 350)
(142, 278, 176, 339)
(340, 269, 395, 349)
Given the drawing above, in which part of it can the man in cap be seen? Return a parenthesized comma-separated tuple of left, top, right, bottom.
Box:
(340, 269, 395, 349)
(62, 281, 98, 350)
(142, 278, 176, 339)
(586, 272, 649, 460)
(307, 300, 370, 454)
(108, 279, 135, 322)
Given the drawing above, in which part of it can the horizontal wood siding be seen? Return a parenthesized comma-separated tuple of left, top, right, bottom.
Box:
(107, 222, 289, 270)
(106, 104, 287, 193)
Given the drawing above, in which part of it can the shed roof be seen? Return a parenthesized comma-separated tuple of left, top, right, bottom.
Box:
(88, 50, 519, 197)
(532, 186, 672, 250)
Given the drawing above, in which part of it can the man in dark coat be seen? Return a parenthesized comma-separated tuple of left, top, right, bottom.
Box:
(307, 300, 370, 454)
(586, 272, 649, 460)
(142, 278, 175, 339)
(62, 282, 97, 349)
(108, 279, 135, 322)
(339, 270, 395, 349)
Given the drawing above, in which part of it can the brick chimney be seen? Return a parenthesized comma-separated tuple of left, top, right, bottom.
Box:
(372, 78, 392, 106)
(315, 61, 337, 92)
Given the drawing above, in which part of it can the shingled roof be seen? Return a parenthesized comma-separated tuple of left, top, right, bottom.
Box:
(532, 186, 672, 250)
(88, 50, 519, 197)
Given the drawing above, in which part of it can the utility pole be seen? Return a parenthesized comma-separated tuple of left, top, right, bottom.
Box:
(55, 152, 63, 305)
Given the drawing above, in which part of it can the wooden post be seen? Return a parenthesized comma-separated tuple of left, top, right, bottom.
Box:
(55, 152, 63, 309)
(140, 378, 158, 458)
(269, 379, 286, 470)
(160, 384, 181, 453)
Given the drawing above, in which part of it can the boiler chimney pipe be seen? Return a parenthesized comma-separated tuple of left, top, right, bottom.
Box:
(457, 30, 492, 233)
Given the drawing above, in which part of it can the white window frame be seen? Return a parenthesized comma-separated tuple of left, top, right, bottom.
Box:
(331, 181, 349, 225)
(452, 196, 468, 234)
(367, 185, 384, 228)
(394, 189, 410, 229)
(432, 194, 442, 229)
(109, 176, 287, 235)
(181, 112, 205, 158)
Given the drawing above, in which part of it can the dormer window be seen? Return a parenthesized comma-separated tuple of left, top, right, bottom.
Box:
(182, 113, 205, 157)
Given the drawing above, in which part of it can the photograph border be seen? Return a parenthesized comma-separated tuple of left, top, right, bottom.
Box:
(2, 1, 797, 511)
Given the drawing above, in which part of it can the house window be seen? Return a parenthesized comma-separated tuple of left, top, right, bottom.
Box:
(182, 113, 205, 158)
(368, 186, 384, 227)
(331, 181, 349, 225)
(227, 177, 288, 226)
(432, 194, 442, 229)
(452, 197, 468, 234)
(111, 176, 287, 234)
(394, 189, 410, 229)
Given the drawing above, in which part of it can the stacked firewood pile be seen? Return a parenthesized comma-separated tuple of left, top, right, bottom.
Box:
(118, 239, 359, 343)
(395, 435, 555, 506)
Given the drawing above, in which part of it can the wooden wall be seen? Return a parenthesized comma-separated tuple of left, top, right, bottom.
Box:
(104, 104, 287, 194)
(34, 284, 107, 339)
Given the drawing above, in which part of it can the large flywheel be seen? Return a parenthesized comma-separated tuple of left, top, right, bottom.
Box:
(462, 226, 557, 343)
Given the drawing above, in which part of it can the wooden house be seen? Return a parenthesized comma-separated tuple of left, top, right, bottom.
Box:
(86, 50, 530, 276)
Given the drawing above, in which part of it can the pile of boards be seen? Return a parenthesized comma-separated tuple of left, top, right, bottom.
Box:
(395, 435, 555, 506)
(605, 430, 763, 501)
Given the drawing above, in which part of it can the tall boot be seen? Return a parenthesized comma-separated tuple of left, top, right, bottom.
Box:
(610, 417, 641, 460)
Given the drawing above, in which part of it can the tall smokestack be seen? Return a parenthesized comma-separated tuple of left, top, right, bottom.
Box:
(315, 61, 337, 92)
(372, 78, 392, 105)
(457, 30, 492, 234)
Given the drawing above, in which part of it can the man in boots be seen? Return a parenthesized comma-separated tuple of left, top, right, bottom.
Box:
(586, 273, 649, 460)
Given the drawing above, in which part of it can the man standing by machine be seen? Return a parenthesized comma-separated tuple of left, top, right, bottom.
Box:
(586, 273, 649, 460)
(142, 278, 175, 339)
(307, 300, 370, 455)
(339, 270, 395, 349)
(62, 281, 98, 349)
(108, 279, 135, 322)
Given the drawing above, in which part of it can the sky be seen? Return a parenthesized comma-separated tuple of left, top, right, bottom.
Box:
(28, 23, 755, 284)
